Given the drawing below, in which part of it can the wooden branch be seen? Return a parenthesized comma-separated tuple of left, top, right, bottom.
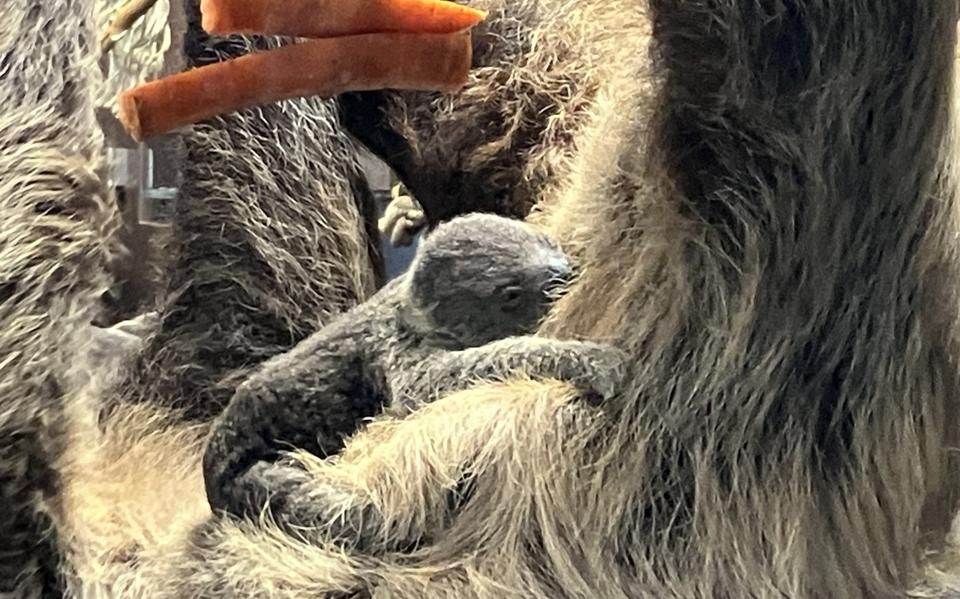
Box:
(100, 0, 161, 54)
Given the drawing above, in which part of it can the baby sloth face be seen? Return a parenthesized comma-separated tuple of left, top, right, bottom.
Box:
(407, 213, 573, 348)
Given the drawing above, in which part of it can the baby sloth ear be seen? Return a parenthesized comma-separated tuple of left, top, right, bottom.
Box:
(407, 249, 445, 308)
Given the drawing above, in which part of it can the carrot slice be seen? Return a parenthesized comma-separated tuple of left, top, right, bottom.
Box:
(200, 0, 487, 38)
(117, 31, 472, 142)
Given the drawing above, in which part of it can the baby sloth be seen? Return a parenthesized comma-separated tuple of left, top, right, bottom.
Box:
(203, 212, 626, 533)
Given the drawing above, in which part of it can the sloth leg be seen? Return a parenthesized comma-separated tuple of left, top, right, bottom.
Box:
(203, 342, 380, 522)
(220, 378, 599, 554)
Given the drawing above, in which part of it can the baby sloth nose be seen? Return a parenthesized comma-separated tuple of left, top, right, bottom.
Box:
(542, 255, 575, 297)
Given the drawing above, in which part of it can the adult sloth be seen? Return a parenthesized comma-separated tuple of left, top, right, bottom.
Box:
(135, 0, 960, 598)
(10, 0, 960, 598)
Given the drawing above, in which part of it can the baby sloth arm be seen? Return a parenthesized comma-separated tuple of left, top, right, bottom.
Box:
(238, 338, 625, 547)
(393, 337, 626, 413)
(204, 335, 625, 549)
(203, 213, 607, 538)
(203, 324, 379, 522)
(225, 377, 610, 555)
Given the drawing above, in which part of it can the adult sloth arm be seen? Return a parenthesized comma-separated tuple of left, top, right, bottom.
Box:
(205, 332, 624, 530)
(105, 0, 385, 425)
(203, 377, 603, 555)
(202, 212, 625, 529)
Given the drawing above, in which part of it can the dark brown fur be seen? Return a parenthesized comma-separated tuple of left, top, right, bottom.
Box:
(337, 0, 626, 226)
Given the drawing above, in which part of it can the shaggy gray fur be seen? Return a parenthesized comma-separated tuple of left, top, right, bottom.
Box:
(337, 0, 603, 226)
(203, 213, 625, 545)
(6, 0, 960, 595)
(105, 0, 384, 423)
(0, 0, 120, 594)
(0, 0, 383, 593)
(136, 1, 960, 597)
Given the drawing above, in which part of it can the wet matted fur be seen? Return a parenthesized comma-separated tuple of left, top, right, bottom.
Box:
(11, 0, 960, 598)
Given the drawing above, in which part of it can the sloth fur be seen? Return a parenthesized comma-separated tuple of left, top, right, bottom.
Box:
(102, 0, 385, 424)
(0, 0, 120, 595)
(203, 213, 626, 540)
(5, 0, 960, 598)
(0, 0, 381, 594)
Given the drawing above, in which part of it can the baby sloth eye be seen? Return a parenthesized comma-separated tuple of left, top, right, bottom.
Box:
(500, 286, 526, 311)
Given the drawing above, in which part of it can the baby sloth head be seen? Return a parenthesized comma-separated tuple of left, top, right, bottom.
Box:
(405, 213, 573, 348)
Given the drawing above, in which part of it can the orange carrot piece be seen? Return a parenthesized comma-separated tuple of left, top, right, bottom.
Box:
(117, 31, 471, 142)
(200, 0, 487, 38)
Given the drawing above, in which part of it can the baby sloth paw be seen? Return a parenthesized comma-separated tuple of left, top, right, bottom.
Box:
(225, 460, 314, 521)
(571, 343, 628, 406)
(379, 184, 427, 247)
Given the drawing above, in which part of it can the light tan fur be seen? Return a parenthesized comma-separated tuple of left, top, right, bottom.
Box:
(10, 0, 960, 598)
(54, 4, 653, 592)
(58, 404, 208, 596)
(118, 0, 960, 596)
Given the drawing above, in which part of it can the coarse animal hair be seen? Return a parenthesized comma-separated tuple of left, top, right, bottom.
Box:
(127, 1, 960, 597)
(338, 0, 648, 227)
(9, 0, 960, 598)
(47, 0, 649, 591)
(0, 0, 120, 595)
(100, 0, 386, 424)
(201, 213, 624, 540)
(1, 0, 383, 593)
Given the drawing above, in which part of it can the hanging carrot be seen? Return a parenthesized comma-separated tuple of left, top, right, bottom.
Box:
(200, 0, 487, 38)
(117, 31, 472, 142)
